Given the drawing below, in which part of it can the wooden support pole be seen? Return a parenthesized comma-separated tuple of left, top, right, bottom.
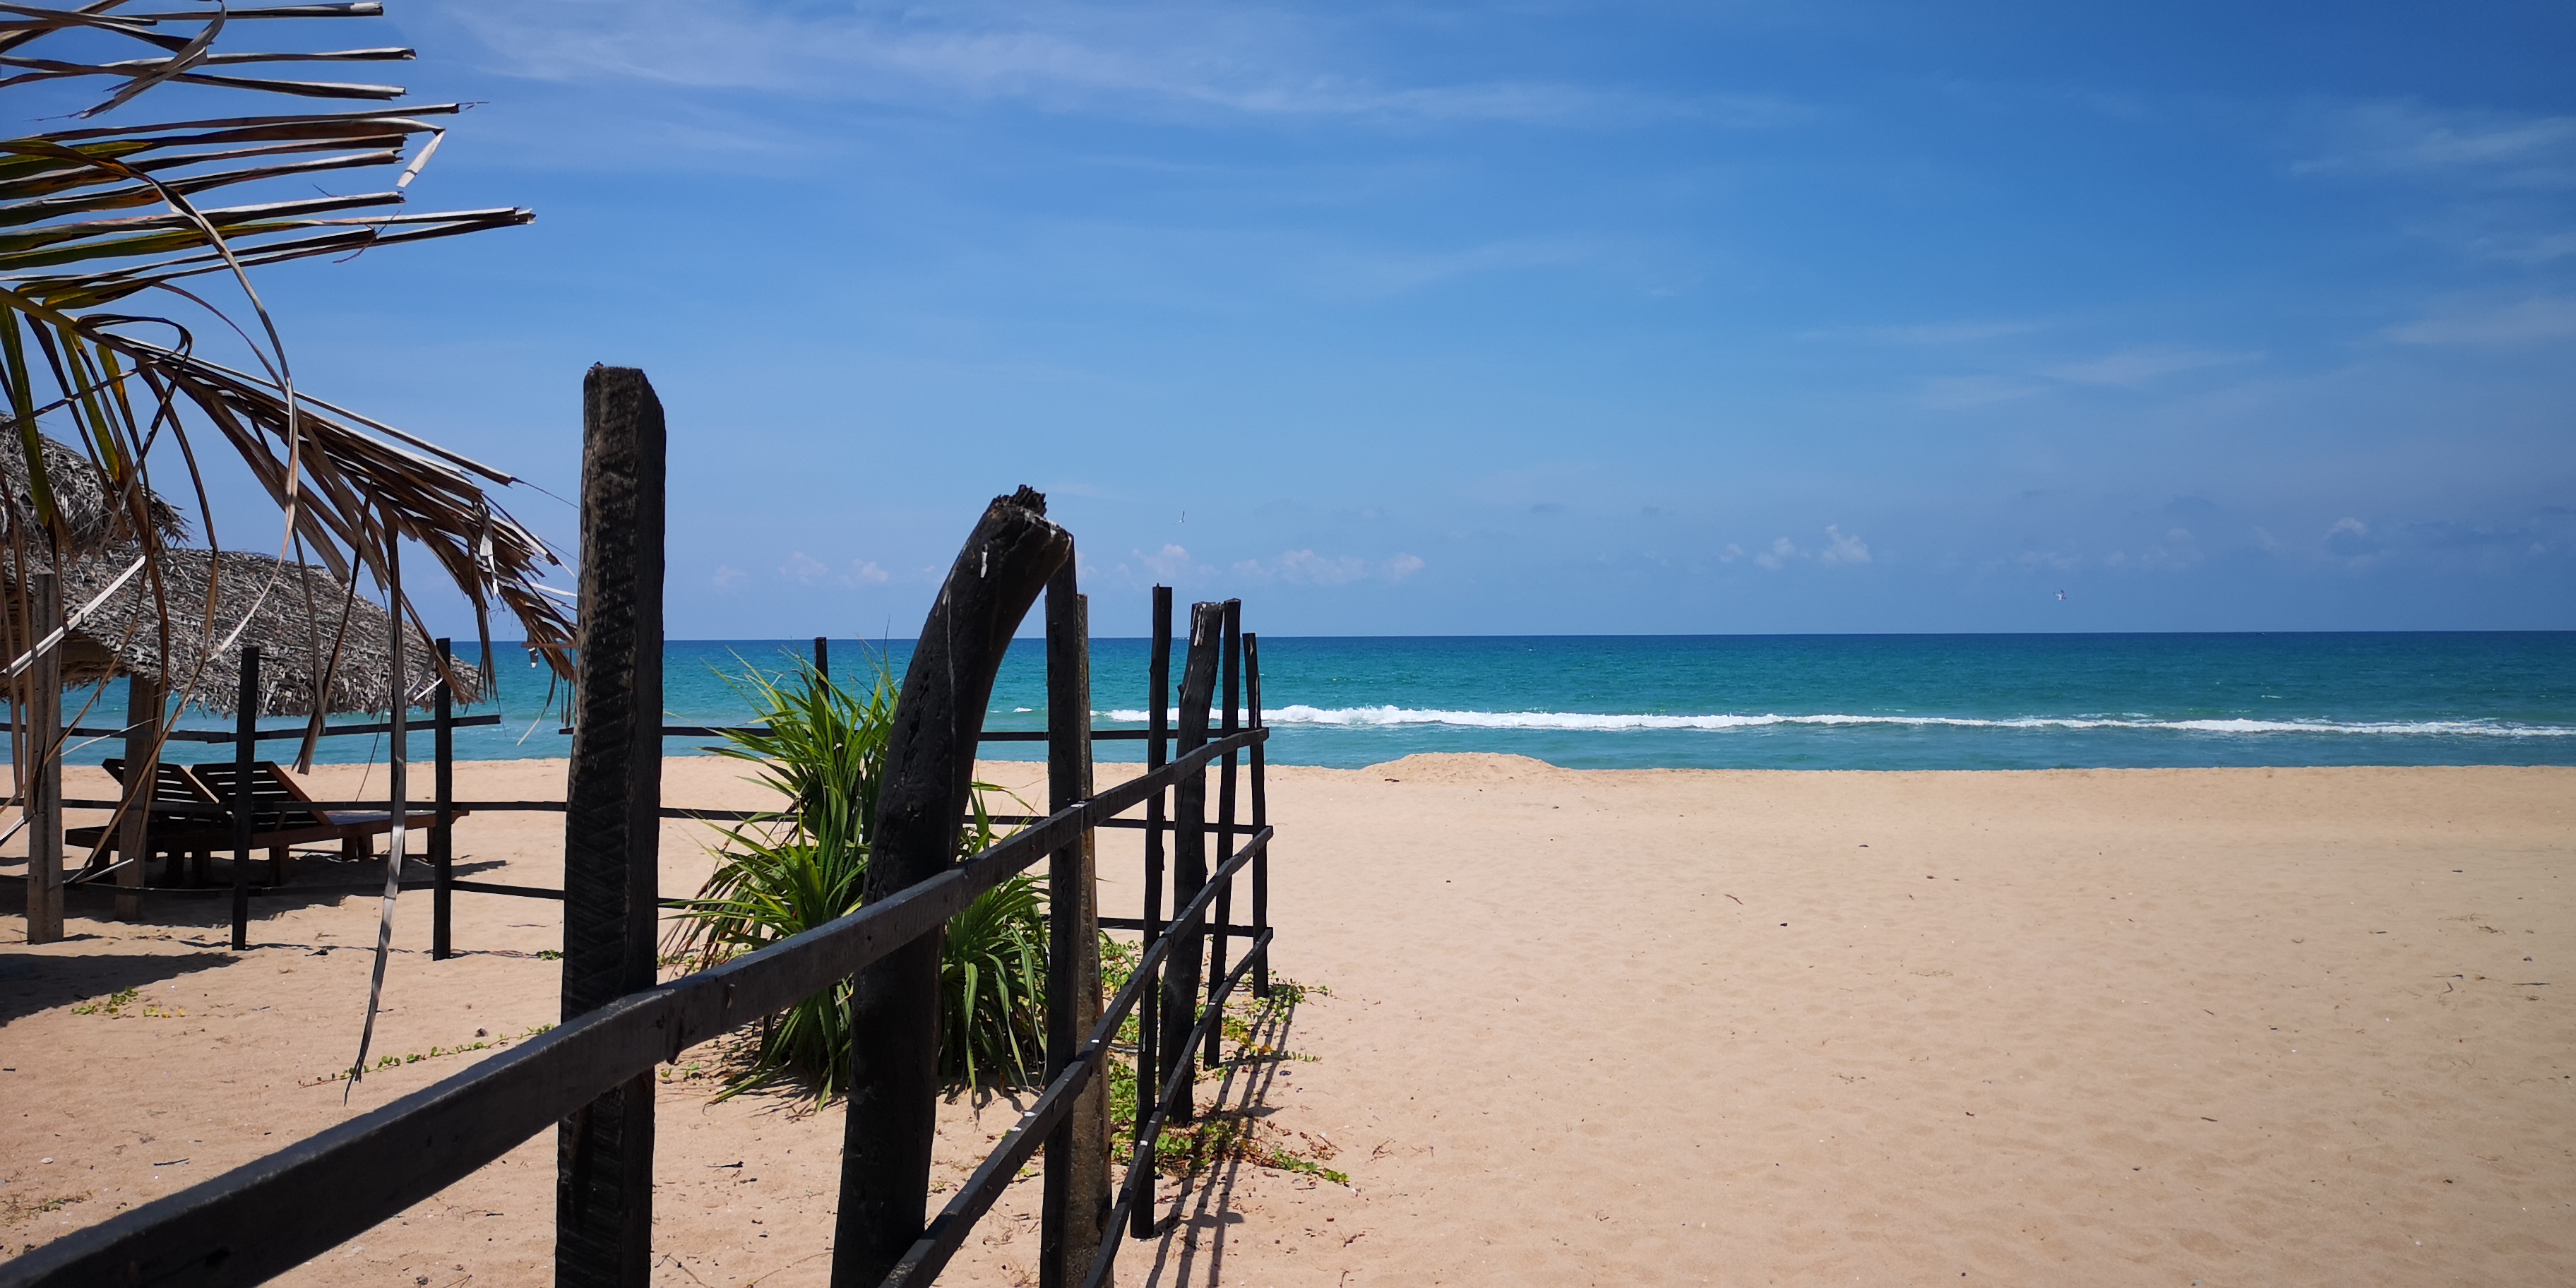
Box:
(1205, 599, 1240, 1068)
(1157, 602, 1222, 1125)
(24, 570, 62, 944)
(813, 635, 828, 681)
(1131, 584, 1171, 1237)
(1246, 631, 1269, 998)
(833, 487, 1070, 1288)
(556, 365, 667, 1288)
(117, 671, 159, 918)
(432, 638, 455, 961)
(229, 647, 257, 952)
(1041, 559, 1109, 1288)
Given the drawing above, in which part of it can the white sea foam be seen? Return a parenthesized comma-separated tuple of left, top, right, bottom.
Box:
(1093, 706, 2575, 737)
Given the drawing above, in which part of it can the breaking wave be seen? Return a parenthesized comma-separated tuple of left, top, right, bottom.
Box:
(1095, 707, 2575, 738)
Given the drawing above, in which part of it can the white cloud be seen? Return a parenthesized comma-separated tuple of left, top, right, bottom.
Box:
(1818, 525, 1870, 565)
(712, 565, 746, 589)
(1278, 549, 1369, 585)
(780, 551, 828, 584)
(2043, 346, 2260, 388)
(1717, 542, 1745, 563)
(1753, 537, 1799, 571)
(2384, 297, 2576, 345)
(444, 1, 1789, 128)
(844, 559, 891, 586)
(1917, 375, 2041, 410)
(1808, 319, 2039, 345)
(1133, 544, 1203, 581)
(2296, 102, 2576, 189)
(1383, 553, 1425, 582)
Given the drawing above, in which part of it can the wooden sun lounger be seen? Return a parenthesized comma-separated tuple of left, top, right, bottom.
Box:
(71, 758, 465, 886)
(67, 758, 237, 886)
(189, 761, 465, 883)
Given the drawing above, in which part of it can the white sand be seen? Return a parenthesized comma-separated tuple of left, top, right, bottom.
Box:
(4, 756, 2571, 1285)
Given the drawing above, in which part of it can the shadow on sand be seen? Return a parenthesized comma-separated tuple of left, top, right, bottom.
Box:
(1136, 987, 1311, 1288)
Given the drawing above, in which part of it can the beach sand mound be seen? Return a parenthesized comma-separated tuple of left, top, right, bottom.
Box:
(1360, 751, 1565, 783)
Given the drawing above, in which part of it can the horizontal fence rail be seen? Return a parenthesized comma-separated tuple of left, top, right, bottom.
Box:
(892, 829, 1273, 1288)
(0, 726, 1263, 1288)
(63, 714, 506, 743)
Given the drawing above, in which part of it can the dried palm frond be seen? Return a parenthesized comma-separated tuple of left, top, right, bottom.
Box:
(0, 1, 571, 717)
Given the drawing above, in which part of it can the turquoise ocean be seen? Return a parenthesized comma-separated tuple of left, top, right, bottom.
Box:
(59, 633, 2576, 772)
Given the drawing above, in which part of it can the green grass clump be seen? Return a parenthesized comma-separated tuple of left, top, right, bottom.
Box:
(70, 987, 181, 1018)
(667, 653, 1046, 1099)
(1097, 936, 1343, 1186)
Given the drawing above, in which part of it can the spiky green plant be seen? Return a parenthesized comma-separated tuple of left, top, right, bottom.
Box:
(669, 652, 1047, 1099)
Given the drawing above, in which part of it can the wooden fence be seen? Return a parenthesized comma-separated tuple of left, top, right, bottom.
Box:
(0, 366, 1277, 1288)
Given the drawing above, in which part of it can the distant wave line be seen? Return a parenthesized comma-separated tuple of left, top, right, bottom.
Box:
(1092, 706, 2575, 737)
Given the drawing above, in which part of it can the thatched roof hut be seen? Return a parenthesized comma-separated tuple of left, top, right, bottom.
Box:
(8, 547, 482, 716)
(4, 434, 479, 717)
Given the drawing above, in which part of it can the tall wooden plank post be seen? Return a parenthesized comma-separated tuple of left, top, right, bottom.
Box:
(1244, 631, 1268, 998)
(431, 638, 455, 961)
(1131, 584, 1172, 1236)
(1157, 602, 1223, 1123)
(23, 570, 63, 943)
(556, 365, 667, 1288)
(117, 670, 159, 919)
(230, 647, 258, 951)
(1205, 599, 1241, 1067)
(1041, 556, 1111, 1287)
(833, 487, 1069, 1287)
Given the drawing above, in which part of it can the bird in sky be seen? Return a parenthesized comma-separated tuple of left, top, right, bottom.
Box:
(2055, 590, 2068, 601)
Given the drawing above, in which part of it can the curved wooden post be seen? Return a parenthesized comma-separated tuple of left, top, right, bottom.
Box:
(832, 487, 1071, 1288)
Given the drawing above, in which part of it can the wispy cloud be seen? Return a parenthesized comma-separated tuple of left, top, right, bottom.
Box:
(2296, 102, 2576, 189)
(1745, 528, 1868, 571)
(1916, 375, 2041, 410)
(1806, 319, 2039, 345)
(780, 550, 830, 584)
(1132, 543, 1205, 582)
(443, 1, 1791, 128)
(2043, 346, 2261, 387)
(1231, 549, 1424, 586)
(2383, 296, 2576, 346)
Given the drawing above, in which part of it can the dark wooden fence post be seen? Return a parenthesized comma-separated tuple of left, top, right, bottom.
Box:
(115, 671, 157, 919)
(1040, 559, 1111, 1287)
(1245, 631, 1268, 998)
(833, 487, 1070, 1288)
(556, 365, 667, 1288)
(23, 569, 62, 944)
(1204, 600, 1241, 1067)
(1156, 602, 1222, 1124)
(1130, 584, 1171, 1236)
(229, 646, 257, 951)
(432, 638, 455, 961)
(813, 635, 828, 680)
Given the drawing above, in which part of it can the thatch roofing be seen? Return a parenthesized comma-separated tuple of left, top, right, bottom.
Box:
(4, 434, 481, 716)
(0, 431, 186, 557)
(5, 546, 482, 717)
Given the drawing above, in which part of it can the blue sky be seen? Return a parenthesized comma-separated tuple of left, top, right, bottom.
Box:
(63, 1, 2576, 636)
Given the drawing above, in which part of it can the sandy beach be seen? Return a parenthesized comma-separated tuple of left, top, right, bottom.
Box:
(4, 756, 2570, 1285)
